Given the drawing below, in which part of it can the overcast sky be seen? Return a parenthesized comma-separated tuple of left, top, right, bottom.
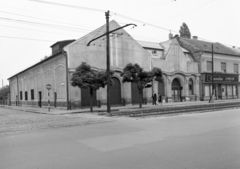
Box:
(0, 0, 239, 86)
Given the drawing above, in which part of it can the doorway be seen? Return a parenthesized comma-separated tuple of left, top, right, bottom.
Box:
(110, 77, 121, 105)
(216, 84, 222, 100)
(38, 91, 42, 107)
(172, 78, 182, 102)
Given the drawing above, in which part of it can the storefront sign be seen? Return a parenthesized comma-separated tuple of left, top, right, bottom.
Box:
(205, 74, 238, 83)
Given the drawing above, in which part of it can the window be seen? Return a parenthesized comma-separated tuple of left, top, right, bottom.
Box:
(25, 91, 28, 100)
(189, 79, 194, 95)
(204, 85, 210, 96)
(20, 91, 23, 100)
(234, 64, 238, 74)
(31, 89, 34, 100)
(152, 50, 157, 56)
(207, 61, 212, 72)
(221, 62, 226, 73)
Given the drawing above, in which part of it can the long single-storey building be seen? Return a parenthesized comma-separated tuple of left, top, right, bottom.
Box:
(8, 20, 240, 109)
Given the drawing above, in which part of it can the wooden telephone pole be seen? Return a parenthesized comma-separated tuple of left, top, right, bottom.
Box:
(87, 11, 136, 116)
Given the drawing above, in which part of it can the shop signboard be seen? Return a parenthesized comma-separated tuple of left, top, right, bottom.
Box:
(205, 73, 238, 83)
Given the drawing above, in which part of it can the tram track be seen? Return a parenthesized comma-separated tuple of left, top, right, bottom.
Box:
(113, 101, 240, 117)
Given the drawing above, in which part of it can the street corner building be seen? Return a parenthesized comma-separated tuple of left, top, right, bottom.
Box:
(8, 20, 240, 110)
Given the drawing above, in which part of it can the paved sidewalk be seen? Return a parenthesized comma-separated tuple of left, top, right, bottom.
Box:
(0, 98, 240, 115)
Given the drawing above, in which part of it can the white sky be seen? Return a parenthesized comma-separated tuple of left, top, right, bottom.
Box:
(0, 0, 240, 87)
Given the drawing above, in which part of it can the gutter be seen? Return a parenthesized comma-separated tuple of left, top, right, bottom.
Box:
(62, 51, 70, 110)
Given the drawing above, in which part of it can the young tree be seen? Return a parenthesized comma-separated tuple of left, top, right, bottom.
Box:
(179, 22, 191, 39)
(121, 63, 163, 108)
(71, 62, 113, 112)
(0, 85, 10, 105)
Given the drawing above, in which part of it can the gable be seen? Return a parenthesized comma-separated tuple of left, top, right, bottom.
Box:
(64, 20, 151, 71)
(156, 39, 198, 73)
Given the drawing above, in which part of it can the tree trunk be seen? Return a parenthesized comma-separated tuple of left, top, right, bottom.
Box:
(139, 89, 143, 108)
(90, 88, 93, 112)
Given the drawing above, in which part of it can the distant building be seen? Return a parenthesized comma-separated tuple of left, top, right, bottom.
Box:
(177, 36, 240, 100)
(8, 21, 240, 109)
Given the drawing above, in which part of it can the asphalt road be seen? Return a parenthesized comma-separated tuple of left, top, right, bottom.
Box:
(0, 108, 240, 169)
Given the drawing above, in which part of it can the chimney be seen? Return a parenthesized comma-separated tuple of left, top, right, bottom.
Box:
(193, 36, 198, 40)
(169, 32, 173, 40)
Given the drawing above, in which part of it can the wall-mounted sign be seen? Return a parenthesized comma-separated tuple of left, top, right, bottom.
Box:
(205, 74, 238, 83)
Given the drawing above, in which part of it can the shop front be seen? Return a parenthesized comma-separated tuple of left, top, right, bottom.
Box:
(201, 73, 239, 100)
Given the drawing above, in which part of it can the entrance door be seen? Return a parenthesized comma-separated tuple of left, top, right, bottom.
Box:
(110, 77, 121, 105)
(38, 91, 42, 107)
(131, 82, 142, 104)
(217, 85, 222, 99)
(172, 78, 182, 102)
(81, 88, 97, 108)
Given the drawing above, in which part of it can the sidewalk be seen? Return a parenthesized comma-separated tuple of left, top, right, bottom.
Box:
(1, 98, 240, 115)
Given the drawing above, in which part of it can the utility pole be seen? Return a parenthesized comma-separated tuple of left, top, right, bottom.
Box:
(87, 11, 136, 116)
(105, 11, 111, 116)
(209, 44, 214, 103)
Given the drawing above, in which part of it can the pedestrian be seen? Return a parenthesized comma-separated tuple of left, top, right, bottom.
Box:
(152, 93, 157, 105)
(158, 93, 162, 106)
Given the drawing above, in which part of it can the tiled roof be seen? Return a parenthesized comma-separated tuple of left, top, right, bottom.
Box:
(230, 47, 240, 55)
(180, 38, 240, 56)
(160, 39, 189, 53)
(137, 40, 164, 50)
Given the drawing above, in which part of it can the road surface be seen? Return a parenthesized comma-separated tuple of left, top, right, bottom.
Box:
(0, 107, 240, 169)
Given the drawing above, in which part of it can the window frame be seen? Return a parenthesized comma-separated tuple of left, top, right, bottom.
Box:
(234, 64, 239, 74)
(207, 61, 212, 72)
(25, 91, 28, 101)
(31, 89, 34, 100)
(221, 62, 226, 73)
(20, 91, 23, 100)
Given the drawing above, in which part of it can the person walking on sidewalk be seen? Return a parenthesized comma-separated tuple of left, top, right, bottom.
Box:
(152, 93, 157, 105)
(158, 93, 162, 106)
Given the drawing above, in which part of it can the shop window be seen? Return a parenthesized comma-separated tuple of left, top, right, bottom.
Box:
(234, 64, 238, 74)
(221, 62, 226, 73)
(31, 89, 34, 100)
(189, 79, 194, 95)
(20, 91, 23, 100)
(221, 85, 226, 96)
(227, 85, 232, 96)
(233, 85, 237, 96)
(204, 85, 210, 96)
(207, 61, 212, 72)
(25, 91, 28, 100)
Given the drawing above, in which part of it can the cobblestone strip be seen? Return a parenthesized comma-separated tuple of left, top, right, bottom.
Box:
(0, 115, 113, 135)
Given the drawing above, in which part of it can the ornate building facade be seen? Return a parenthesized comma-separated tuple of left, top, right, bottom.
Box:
(8, 21, 240, 109)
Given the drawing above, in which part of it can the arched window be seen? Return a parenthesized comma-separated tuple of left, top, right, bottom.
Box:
(189, 79, 194, 95)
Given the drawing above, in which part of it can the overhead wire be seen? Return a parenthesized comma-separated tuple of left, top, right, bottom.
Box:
(0, 16, 97, 32)
(0, 35, 56, 42)
(28, 0, 178, 33)
(2, 0, 238, 47)
(0, 10, 97, 29)
(0, 3, 102, 27)
(29, 0, 106, 13)
(0, 24, 78, 37)
(156, 0, 217, 22)
(124, 0, 173, 13)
